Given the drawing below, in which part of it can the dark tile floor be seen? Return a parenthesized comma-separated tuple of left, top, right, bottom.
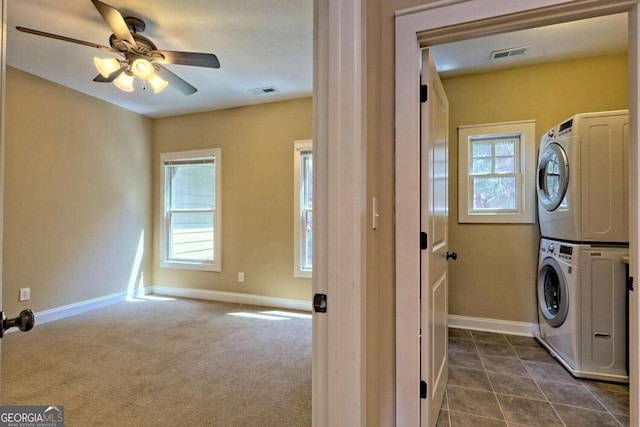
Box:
(438, 328, 630, 427)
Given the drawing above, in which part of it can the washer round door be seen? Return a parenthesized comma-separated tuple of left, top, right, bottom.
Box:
(537, 257, 569, 327)
(537, 142, 569, 212)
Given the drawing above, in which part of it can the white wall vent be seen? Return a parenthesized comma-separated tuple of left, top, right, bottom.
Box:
(248, 86, 280, 95)
(490, 46, 529, 60)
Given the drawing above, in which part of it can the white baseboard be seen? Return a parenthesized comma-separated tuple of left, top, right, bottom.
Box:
(33, 287, 153, 327)
(32, 289, 527, 335)
(151, 285, 312, 312)
(448, 314, 538, 337)
(23, 286, 309, 331)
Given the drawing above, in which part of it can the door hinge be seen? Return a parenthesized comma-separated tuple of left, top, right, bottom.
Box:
(420, 380, 427, 399)
(420, 84, 428, 103)
(420, 232, 428, 250)
(313, 294, 327, 313)
(628, 276, 634, 292)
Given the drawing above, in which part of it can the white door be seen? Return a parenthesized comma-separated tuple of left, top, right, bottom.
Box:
(420, 49, 449, 426)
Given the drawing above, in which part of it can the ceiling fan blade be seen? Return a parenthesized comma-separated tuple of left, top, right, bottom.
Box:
(155, 65, 198, 95)
(93, 65, 127, 83)
(16, 26, 119, 54)
(155, 50, 220, 68)
(91, 0, 137, 48)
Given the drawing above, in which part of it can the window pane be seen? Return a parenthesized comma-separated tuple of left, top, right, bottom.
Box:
(495, 157, 515, 173)
(302, 155, 313, 209)
(169, 211, 214, 261)
(303, 211, 313, 269)
(495, 140, 515, 156)
(473, 177, 517, 210)
(472, 141, 492, 157)
(472, 158, 492, 174)
(168, 163, 215, 209)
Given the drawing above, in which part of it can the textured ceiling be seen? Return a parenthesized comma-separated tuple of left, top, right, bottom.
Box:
(5, 4, 627, 119)
(7, 0, 313, 118)
(430, 13, 628, 77)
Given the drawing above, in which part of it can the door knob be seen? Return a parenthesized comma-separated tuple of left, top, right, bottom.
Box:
(446, 251, 458, 261)
(0, 309, 35, 338)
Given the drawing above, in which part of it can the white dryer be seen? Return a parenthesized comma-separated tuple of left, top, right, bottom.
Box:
(536, 238, 628, 382)
(537, 110, 629, 243)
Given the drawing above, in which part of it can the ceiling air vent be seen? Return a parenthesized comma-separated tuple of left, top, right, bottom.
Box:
(490, 46, 529, 60)
(248, 86, 280, 95)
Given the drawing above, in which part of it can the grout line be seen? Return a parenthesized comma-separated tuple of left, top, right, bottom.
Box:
(522, 359, 568, 427)
(505, 332, 567, 426)
(475, 332, 509, 424)
(445, 329, 630, 427)
(447, 409, 507, 424)
(581, 384, 629, 426)
(445, 389, 452, 427)
(506, 332, 629, 427)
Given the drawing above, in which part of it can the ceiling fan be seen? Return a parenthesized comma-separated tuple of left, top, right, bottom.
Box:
(16, 0, 220, 95)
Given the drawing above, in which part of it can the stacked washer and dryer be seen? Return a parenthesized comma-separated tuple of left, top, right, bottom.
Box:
(536, 110, 629, 383)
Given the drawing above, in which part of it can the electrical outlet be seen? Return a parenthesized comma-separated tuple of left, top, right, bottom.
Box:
(19, 288, 30, 302)
(238, 272, 245, 283)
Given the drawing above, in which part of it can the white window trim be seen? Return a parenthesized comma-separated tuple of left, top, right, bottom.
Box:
(458, 120, 536, 223)
(161, 148, 222, 272)
(294, 140, 312, 278)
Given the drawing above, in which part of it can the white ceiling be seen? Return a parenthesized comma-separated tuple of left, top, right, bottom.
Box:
(5, 4, 628, 119)
(430, 13, 628, 77)
(7, 0, 313, 118)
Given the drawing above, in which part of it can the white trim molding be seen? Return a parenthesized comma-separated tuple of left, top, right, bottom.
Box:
(458, 120, 536, 224)
(151, 286, 312, 312)
(32, 287, 153, 327)
(448, 315, 537, 337)
(160, 148, 222, 272)
(21, 286, 310, 334)
(314, 0, 366, 425)
(293, 139, 313, 279)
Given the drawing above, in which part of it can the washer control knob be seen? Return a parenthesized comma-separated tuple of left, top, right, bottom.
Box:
(548, 243, 555, 253)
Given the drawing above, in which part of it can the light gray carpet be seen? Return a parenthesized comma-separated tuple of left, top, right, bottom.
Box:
(1, 296, 312, 426)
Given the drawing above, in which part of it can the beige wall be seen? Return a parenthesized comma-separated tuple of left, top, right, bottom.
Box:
(152, 97, 313, 301)
(2, 68, 311, 317)
(3, 67, 153, 316)
(445, 53, 629, 323)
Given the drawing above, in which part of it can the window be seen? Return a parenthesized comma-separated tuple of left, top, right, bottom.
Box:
(458, 121, 535, 223)
(161, 149, 222, 271)
(294, 140, 312, 278)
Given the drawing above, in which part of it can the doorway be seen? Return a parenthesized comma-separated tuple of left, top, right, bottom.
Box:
(395, 1, 640, 426)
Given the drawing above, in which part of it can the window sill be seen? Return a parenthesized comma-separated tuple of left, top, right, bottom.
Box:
(161, 260, 221, 272)
(294, 269, 312, 279)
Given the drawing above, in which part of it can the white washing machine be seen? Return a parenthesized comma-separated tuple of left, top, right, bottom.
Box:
(537, 110, 629, 243)
(536, 238, 628, 382)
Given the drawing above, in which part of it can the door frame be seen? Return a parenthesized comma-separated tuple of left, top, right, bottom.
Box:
(395, 0, 640, 425)
(0, 0, 5, 398)
(313, 0, 366, 426)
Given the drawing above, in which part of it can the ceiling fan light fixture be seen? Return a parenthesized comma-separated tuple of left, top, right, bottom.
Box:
(114, 71, 135, 93)
(131, 58, 155, 80)
(148, 74, 169, 93)
(94, 57, 121, 78)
